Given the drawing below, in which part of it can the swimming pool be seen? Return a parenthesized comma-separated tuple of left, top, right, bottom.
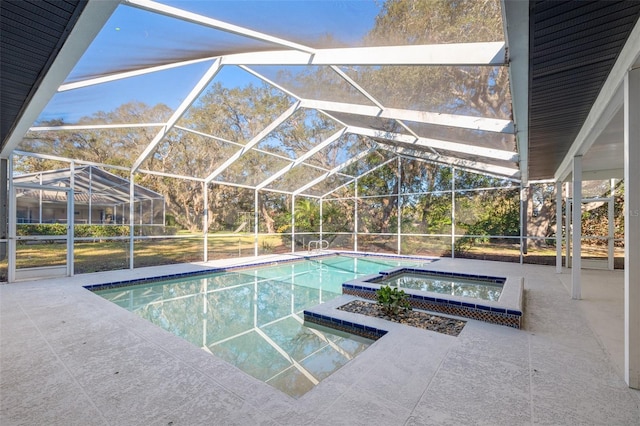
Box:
(93, 254, 433, 397)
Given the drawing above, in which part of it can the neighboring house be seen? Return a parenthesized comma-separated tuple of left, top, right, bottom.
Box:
(13, 166, 165, 226)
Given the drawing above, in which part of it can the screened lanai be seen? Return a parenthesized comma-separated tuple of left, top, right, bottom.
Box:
(1, 0, 528, 281)
(13, 165, 164, 225)
(1, 0, 640, 392)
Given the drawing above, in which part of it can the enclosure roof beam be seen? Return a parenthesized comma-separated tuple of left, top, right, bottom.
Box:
(175, 125, 328, 168)
(377, 144, 520, 179)
(131, 59, 222, 173)
(255, 127, 346, 190)
(301, 99, 514, 134)
(173, 126, 241, 147)
(53, 18, 480, 93)
(320, 154, 400, 198)
(239, 67, 488, 149)
(12, 150, 131, 172)
(330, 66, 385, 110)
(204, 101, 301, 184)
(239, 66, 302, 100)
(57, 57, 217, 92)
(137, 169, 205, 182)
(221, 42, 507, 66)
(293, 145, 377, 196)
(502, 0, 529, 185)
(30, 123, 166, 131)
(125, 0, 315, 54)
(348, 126, 518, 163)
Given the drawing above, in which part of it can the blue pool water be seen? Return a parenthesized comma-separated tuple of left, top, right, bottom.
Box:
(377, 272, 503, 301)
(94, 255, 432, 397)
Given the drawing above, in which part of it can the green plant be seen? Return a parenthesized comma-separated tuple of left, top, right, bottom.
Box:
(376, 285, 412, 315)
(75, 225, 130, 238)
(261, 239, 274, 253)
(16, 224, 67, 236)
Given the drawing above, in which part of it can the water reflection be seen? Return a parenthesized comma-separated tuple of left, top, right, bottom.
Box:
(383, 273, 503, 301)
(96, 264, 373, 398)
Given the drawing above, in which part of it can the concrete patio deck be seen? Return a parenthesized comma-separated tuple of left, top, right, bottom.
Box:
(1, 256, 638, 425)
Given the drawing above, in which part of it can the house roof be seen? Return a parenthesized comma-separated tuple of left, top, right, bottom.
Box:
(0, 0, 88, 147)
(527, 0, 640, 180)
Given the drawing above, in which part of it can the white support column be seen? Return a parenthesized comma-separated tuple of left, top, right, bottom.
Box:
(88, 167, 93, 225)
(608, 179, 615, 271)
(203, 182, 208, 263)
(254, 190, 259, 257)
(571, 156, 582, 300)
(68, 162, 75, 277)
(319, 198, 323, 243)
(39, 173, 43, 223)
(520, 184, 527, 264)
(0, 158, 7, 262)
(7, 155, 16, 283)
(624, 67, 640, 389)
(397, 156, 402, 255)
(556, 181, 563, 273)
(354, 178, 358, 252)
(565, 183, 571, 268)
(129, 173, 135, 269)
(451, 167, 456, 259)
(291, 195, 295, 253)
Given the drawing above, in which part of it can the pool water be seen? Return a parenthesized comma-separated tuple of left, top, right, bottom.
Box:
(379, 272, 503, 301)
(95, 255, 431, 397)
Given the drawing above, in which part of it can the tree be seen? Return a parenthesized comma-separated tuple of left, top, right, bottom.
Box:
(14, 0, 518, 240)
(363, 0, 509, 118)
(284, 0, 513, 238)
(294, 198, 319, 232)
(357, 160, 399, 233)
(22, 102, 171, 169)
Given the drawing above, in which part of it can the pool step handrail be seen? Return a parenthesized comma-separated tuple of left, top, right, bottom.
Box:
(308, 239, 329, 253)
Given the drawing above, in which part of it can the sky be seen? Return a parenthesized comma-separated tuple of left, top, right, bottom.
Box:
(37, 0, 383, 124)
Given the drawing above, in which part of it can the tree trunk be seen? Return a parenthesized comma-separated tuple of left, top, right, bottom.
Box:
(260, 202, 275, 234)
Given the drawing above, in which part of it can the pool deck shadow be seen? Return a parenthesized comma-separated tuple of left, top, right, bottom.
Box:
(1, 255, 639, 425)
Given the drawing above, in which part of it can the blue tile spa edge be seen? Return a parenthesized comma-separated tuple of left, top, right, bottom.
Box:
(341, 268, 524, 329)
(303, 309, 388, 341)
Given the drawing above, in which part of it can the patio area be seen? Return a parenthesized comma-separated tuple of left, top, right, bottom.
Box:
(1, 256, 638, 425)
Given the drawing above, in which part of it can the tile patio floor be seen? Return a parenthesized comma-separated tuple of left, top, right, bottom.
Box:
(1, 256, 638, 425)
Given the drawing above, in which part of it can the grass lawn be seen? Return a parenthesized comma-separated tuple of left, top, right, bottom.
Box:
(3, 234, 287, 278)
(0, 236, 623, 282)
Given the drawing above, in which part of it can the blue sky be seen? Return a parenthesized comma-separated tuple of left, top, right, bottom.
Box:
(38, 1, 383, 124)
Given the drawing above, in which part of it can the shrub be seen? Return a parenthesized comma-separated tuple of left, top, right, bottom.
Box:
(16, 224, 67, 236)
(75, 225, 129, 238)
(376, 285, 412, 315)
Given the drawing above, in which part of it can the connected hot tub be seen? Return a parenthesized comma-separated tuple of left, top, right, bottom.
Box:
(342, 267, 524, 328)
